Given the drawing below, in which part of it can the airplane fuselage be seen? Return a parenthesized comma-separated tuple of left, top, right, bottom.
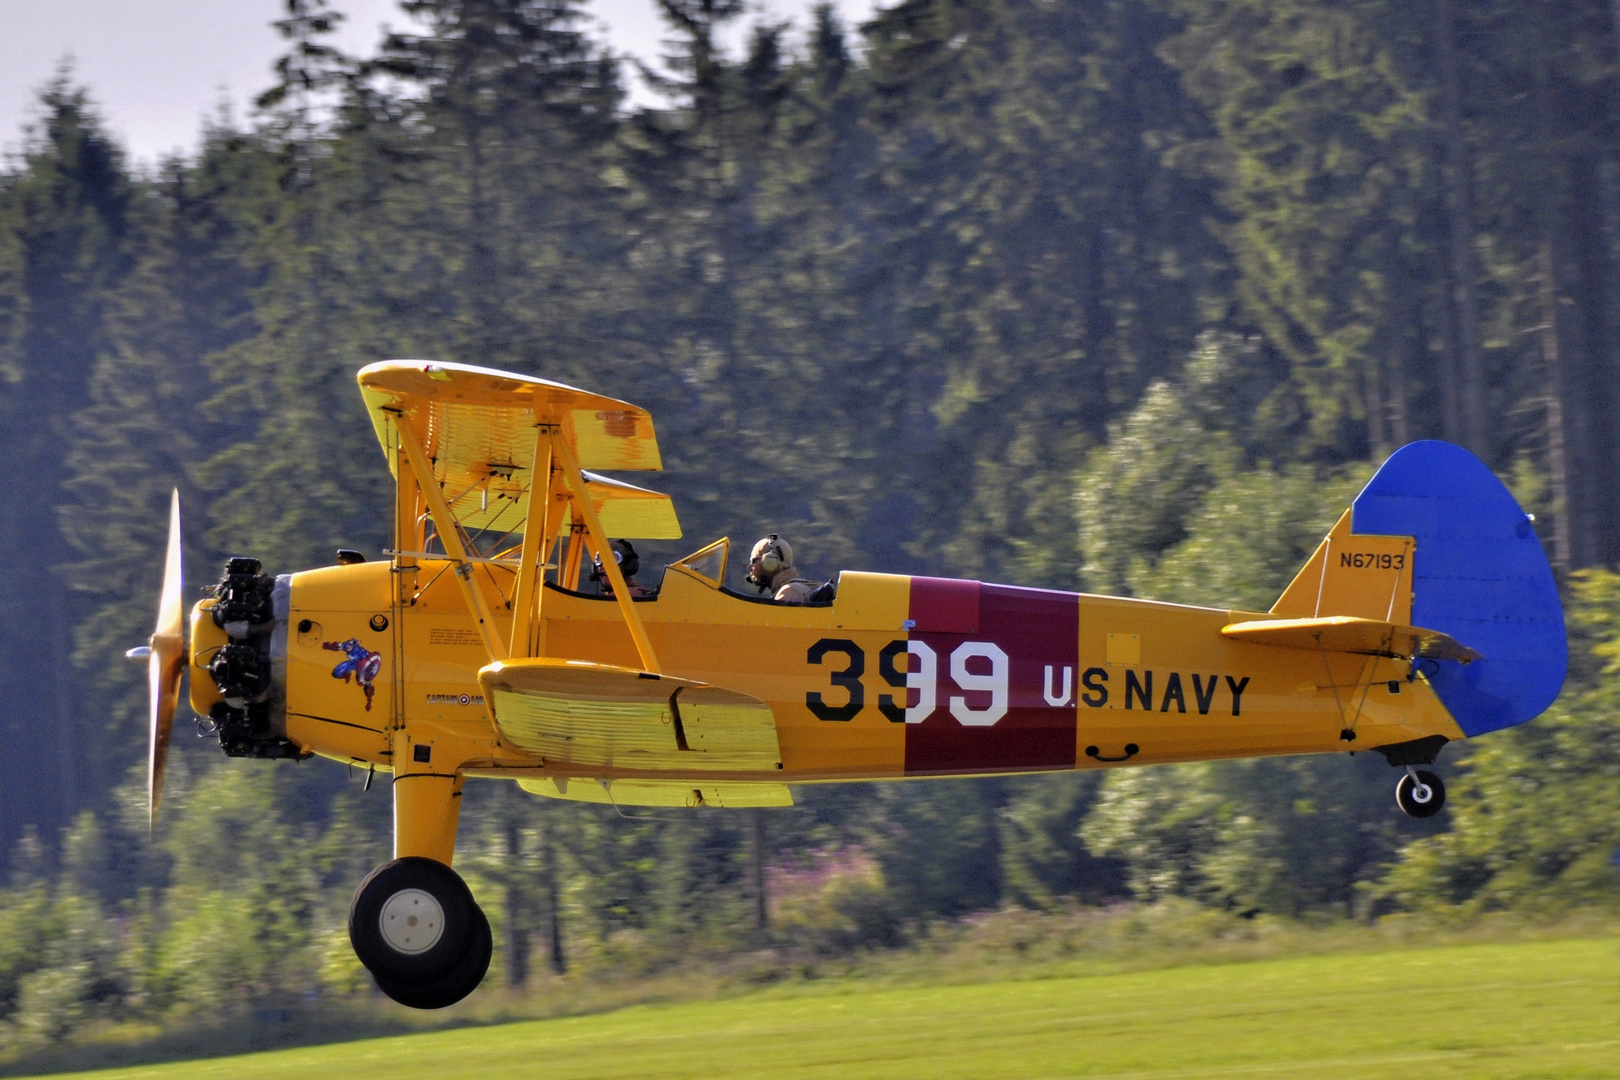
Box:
(191, 555, 1464, 796)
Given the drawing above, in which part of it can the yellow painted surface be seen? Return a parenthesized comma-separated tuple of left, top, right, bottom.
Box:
(517, 777, 794, 807)
(1222, 616, 1480, 664)
(1272, 509, 1415, 623)
(187, 600, 226, 717)
(480, 657, 782, 773)
(283, 561, 394, 765)
(259, 551, 1465, 788)
(212, 365, 1473, 809)
(553, 473, 683, 541)
(533, 570, 913, 780)
(392, 773, 461, 863)
(1074, 594, 1462, 767)
(1104, 633, 1139, 667)
(358, 360, 663, 535)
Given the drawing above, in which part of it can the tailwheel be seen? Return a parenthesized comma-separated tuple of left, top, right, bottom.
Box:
(349, 857, 491, 1009)
(1395, 768, 1446, 818)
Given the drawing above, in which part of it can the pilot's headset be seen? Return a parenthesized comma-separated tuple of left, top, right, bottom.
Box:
(746, 534, 792, 592)
(589, 540, 640, 590)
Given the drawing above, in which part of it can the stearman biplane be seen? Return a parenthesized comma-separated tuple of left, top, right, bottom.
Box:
(132, 360, 1567, 1008)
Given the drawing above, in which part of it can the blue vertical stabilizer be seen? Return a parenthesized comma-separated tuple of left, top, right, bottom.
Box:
(1352, 441, 1566, 737)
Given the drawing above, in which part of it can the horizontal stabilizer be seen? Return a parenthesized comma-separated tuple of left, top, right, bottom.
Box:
(1222, 616, 1481, 664)
(479, 658, 782, 772)
(518, 778, 793, 807)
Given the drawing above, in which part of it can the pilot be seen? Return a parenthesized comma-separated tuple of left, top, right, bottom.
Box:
(590, 539, 649, 597)
(746, 534, 819, 604)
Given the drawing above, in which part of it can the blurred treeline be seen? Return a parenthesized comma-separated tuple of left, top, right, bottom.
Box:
(0, 0, 1618, 1054)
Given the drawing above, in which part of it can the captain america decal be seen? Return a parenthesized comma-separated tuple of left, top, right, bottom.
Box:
(324, 637, 382, 711)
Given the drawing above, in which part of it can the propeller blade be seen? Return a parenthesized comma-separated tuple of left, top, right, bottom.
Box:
(148, 490, 186, 827)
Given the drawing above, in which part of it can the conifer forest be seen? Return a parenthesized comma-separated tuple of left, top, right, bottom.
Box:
(0, 0, 1618, 1053)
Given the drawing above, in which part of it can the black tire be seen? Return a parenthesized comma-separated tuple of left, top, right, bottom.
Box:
(1395, 769, 1446, 818)
(349, 857, 478, 983)
(372, 903, 493, 1010)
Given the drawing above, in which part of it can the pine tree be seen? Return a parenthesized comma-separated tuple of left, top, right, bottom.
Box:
(1163, 0, 1441, 458)
(856, 0, 1226, 584)
(0, 76, 135, 846)
(60, 120, 270, 798)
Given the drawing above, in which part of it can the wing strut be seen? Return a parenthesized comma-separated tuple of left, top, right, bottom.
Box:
(508, 425, 554, 658)
(554, 436, 661, 674)
(560, 522, 586, 588)
(393, 414, 511, 663)
(378, 380, 663, 673)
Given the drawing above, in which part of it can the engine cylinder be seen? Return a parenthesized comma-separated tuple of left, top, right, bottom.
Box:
(212, 556, 275, 637)
(208, 643, 270, 704)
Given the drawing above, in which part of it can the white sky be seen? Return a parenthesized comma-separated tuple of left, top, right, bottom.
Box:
(0, 0, 878, 165)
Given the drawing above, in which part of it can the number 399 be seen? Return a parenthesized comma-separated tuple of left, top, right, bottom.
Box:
(806, 638, 1008, 727)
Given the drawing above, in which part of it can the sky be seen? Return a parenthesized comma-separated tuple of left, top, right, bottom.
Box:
(0, 0, 879, 165)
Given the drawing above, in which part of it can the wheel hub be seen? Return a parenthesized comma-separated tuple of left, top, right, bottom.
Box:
(378, 888, 445, 954)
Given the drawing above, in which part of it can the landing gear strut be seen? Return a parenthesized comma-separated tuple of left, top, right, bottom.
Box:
(1395, 767, 1446, 818)
(349, 857, 492, 1009)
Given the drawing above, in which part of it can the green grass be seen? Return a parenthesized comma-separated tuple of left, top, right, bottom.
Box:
(25, 936, 1620, 1080)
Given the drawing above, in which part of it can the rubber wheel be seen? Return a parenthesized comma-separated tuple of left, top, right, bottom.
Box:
(1395, 769, 1446, 818)
(349, 857, 477, 983)
(372, 903, 493, 1010)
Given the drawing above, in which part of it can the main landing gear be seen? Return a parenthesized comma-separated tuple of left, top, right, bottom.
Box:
(1395, 767, 1446, 818)
(349, 857, 492, 1009)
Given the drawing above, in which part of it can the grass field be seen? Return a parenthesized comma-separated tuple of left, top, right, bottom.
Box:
(27, 935, 1620, 1080)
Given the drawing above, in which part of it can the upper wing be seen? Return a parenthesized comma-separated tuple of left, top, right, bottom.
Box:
(573, 472, 682, 541)
(358, 360, 665, 535)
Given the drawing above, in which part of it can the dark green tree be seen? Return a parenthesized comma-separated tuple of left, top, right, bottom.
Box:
(1378, 569, 1620, 913)
(0, 76, 136, 846)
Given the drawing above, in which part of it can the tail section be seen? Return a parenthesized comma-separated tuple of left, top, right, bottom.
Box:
(1275, 441, 1566, 737)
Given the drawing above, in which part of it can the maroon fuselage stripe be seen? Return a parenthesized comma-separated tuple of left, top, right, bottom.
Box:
(904, 577, 1079, 775)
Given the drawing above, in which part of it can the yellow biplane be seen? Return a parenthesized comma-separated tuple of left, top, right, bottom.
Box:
(133, 360, 1566, 1008)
